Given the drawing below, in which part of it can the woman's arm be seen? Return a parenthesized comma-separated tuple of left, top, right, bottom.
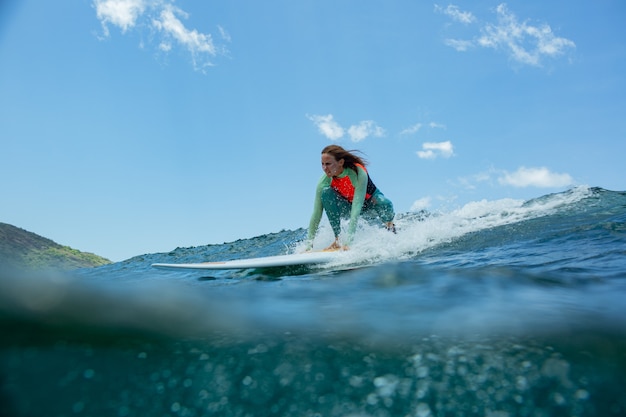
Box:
(346, 165, 368, 241)
(307, 175, 327, 242)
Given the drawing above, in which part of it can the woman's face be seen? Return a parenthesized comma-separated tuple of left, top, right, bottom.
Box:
(321, 153, 344, 177)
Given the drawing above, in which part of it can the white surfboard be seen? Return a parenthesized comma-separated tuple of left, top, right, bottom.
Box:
(151, 250, 343, 270)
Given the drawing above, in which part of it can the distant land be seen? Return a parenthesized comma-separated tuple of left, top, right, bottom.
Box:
(0, 222, 111, 270)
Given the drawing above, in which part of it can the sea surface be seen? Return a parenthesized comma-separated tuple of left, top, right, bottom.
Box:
(1, 186, 625, 417)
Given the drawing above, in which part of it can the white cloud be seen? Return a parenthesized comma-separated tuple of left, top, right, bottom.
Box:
(410, 197, 431, 211)
(444, 39, 474, 52)
(93, 0, 228, 71)
(435, 4, 475, 24)
(478, 4, 576, 66)
(348, 120, 385, 142)
(218, 25, 231, 43)
(307, 114, 345, 141)
(429, 122, 447, 129)
(498, 166, 573, 188)
(152, 4, 216, 64)
(400, 123, 422, 135)
(417, 141, 454, 159)
(439, 3, 575, 67)
(158, 42, 172, 52)
(308, 114, 385, 142)
(401, 121, 445, 136)
(94, 0, 146, 35)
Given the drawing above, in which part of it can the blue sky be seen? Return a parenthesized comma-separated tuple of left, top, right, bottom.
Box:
(1, 1, 624, 262)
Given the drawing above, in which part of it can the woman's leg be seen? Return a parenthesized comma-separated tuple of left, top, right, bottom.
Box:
(321, 187, 352, 237)
(368, 190, 395, 224)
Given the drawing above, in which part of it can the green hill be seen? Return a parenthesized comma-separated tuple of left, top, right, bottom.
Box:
(0, 222, 111, 270)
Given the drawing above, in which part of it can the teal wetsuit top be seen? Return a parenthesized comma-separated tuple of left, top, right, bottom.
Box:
(307, 165, 369, 243)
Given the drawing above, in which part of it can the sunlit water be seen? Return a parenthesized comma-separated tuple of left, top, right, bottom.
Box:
(1, 186, 625, 416)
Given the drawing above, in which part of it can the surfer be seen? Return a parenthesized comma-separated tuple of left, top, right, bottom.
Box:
(307, 145, 395, 250)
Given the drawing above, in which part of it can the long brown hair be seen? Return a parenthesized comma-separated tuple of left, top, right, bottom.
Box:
(321, 145, 368, 173)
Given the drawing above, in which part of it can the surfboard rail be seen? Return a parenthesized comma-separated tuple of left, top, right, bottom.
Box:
(151, 250, 343, 270)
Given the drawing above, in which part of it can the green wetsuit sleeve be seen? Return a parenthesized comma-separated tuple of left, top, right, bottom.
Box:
(346, 165, 368, 241)
(307, 175, 329, 241)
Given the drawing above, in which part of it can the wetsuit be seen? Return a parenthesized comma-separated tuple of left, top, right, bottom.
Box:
(307, 164, 395, 244)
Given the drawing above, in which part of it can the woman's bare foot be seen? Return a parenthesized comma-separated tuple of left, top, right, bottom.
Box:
(325, 238, 348, 251)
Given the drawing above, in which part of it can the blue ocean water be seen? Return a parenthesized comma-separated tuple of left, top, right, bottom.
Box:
(1, 186, 625, 416)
